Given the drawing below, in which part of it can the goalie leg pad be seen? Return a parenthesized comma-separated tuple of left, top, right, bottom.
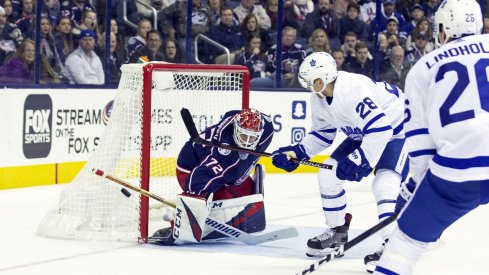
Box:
(173, 193, 213, 243)
(204, 194, 266, 240)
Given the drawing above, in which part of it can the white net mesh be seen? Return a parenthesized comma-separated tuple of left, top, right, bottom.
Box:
(37, 62, 248, 241)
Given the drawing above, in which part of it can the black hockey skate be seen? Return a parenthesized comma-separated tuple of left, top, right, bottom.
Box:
(364, 239, 387, 273)
(306, 213, 352, 257)
(148, 227, 175, 246)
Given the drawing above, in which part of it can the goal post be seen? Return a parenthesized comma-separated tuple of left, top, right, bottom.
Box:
(37, 62, 250, 242)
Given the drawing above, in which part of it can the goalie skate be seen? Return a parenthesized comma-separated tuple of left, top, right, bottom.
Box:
(149, 227, 175, 246)
(306, 213, 352, 257)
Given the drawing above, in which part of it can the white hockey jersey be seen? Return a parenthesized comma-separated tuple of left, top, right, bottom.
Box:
(301, 71, 406, 167)
(404, 33, 489, 183)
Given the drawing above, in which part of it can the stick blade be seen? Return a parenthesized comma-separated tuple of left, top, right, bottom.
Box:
(180, 108, 199, 139)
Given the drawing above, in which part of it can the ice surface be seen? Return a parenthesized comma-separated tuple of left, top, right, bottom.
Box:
(0, 174, 487, 275)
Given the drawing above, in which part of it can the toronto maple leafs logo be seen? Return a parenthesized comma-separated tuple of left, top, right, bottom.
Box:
(310, 59, 316, 67)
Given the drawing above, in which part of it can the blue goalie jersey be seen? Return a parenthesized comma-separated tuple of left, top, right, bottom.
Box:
(176, 110, 274, 196)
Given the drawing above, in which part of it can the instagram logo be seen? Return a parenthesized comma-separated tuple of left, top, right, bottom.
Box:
(291, 127, 306, 143)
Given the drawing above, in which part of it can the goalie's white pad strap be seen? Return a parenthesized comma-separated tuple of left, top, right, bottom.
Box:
(209, 194, 263, 210)
(173, 193, 213, 243)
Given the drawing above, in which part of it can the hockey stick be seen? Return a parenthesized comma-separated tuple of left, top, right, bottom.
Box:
(180, 108, 333, 170)
(91, 168, 298, 245)
(295, 213, 399, 275)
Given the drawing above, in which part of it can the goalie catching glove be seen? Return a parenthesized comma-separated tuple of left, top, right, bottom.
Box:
(272, 144, 310, 172)
(336, 148, 372, 181)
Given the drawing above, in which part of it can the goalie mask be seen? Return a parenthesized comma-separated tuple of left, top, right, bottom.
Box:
(233, 108, 264, 150)
(434, 0, 482, 48)
(298, 52, 337, 96)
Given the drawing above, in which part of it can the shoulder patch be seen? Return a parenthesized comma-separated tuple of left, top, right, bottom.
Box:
(239, 152, 249, 160)
(218, 144, 231, 156)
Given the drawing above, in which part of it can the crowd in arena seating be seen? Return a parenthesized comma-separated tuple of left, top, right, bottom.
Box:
(0, 0, 488, 87)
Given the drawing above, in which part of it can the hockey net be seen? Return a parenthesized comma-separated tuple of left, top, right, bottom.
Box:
(37, 62, 250, 242)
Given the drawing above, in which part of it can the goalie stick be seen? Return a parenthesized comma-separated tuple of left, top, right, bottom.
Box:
(295, 213, 399, 275)
(91, 168, 298, 245)
(180, 108, 334, 170)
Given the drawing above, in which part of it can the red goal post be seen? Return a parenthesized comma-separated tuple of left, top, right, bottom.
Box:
(37, 62, 250, 242)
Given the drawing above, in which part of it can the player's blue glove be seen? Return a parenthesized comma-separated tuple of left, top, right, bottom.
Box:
(272, 144, 310, 172)
(336, 148, 372, 181)
(395, 178, 416, 213)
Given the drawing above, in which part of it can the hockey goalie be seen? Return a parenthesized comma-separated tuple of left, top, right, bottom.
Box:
(151, 108, 275, 245)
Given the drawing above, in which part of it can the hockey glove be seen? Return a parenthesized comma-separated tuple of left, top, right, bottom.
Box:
(336, 148, 372, 181)
(272, 144, 310, 172)
(395, 178, 416, 213)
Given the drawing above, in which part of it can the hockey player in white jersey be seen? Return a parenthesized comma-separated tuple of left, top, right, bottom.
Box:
(272, 51, 408, 271)
(374, 0, 489, 274)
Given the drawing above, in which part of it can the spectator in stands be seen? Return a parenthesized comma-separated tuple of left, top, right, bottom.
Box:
(79, 10, 102, 42)
(399, 4, 424, 41)
(484, 17, 489, 34)
(129, 30, 164, 63)
(208, 7, 244, 64)
(240, 13, 272, 54)
(159, 0, 211, 62)
(380, 45, 412, 90)
(60, 0, 96, 29)
(0, 4, 23, 65)
(234, 0, 271, 31)
(15, 0, 34, 34)
(64, 29, 104, 84)
(40, 15, 65, 82)
(292, 0, 314, 23)
(422, 0, 440, 22)
(126, 18, 151, 63)
(8, 0, 21, 20)
(383, 17, 405, 49)
(96, 32, 123, 83)
(251, 26, 305, 88)
(377, 32, 390, 61)
(103, 17, 126, 64)
(3, 0, 16, 23)
(305, 28, 330, 56)
(332, 0, 355, 19)
(106, 0, 137, 36)
(265, 0, 299, 35)
(405, 18, 433, 52)
(405, 32, 430, 64)
(236, 33, 267, 80)
(344, 41, 373, 77)
(208, 0, 225, 26)
(162, 38, 184, 63)
(341, 31, 358, 59)
(331, 47, 345, 71)
(54, 15, 75, 64)
(370, 0, 405, 33)
(0, 38, 34, 83)
(359, 0, 376, 25)
(397, 0, 420, 22)
(301, 0, 337, 39)
(338, 2, 369, 43)
(43, 0, 60, 27)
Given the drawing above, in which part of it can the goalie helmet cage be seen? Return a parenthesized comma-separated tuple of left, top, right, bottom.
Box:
(37, 62, 250, 242)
